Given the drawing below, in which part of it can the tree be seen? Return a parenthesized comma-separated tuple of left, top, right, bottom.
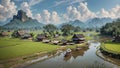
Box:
(100, 19, 120, 36)
(74, 26, 81, 32)
(11, 30, 20, 38)
(43, 24, 57, 36)
(61, 24, 74, 36)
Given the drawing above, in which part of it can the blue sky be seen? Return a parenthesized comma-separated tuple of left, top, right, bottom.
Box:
(0, 0, 120, 24)
(12, 0, 120, 14)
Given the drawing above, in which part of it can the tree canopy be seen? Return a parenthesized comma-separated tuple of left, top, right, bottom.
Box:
(43, 24, 57, 36)
(100, 19, 120, 36)
(60, 24, 75, 36)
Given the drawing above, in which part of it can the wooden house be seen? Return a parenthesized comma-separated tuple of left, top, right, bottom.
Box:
(21, 33, 32, 39)
(72, 34, 85, 43)
(36, 34, 48, 41)
(12, 30, 25, 38)
(18, 30, 25, 36)
(43, 39, 50, 43)
(1, 32, 9, 36)
(51, 40, 60, 45)
(54, 34, 59, 38)
(61, 39, 68, 45)
(112, 35, 120, 43)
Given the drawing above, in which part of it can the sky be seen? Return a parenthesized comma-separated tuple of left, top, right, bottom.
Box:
(0, 0, 120, 24)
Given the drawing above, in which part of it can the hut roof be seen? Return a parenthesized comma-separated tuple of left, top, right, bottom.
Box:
(1, 32, 9, 36)
(23, 33, 31, 37)
(18, 31, 25, 36)
(73, 34, 84, 38)
(37, 34, 47, 39)
(61, 39, 68, 43)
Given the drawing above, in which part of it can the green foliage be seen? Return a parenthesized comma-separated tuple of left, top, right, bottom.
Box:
(100, 19, 120, 36)
(30, 33, 34, 37)
(61, 24, 75, 36)
(11, 30, 20, 38)
(0, 37, 59, 60)
(74, 26, 81, 32)
(101, 42, 120, 54)
(43, 24, 57, 36)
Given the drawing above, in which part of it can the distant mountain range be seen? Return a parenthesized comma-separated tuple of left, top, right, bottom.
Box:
(1, 10, 44, 30)
(68, 20, 86, 28)
(0, 10, 115, 30)
(86, 17, 113, 28)
(61, 17, 113, 29)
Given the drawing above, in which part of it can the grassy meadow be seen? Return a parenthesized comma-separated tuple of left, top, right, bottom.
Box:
(101, 42, 120, 54)
(0, 37, 59, 60)
(0, 31, 98, 60)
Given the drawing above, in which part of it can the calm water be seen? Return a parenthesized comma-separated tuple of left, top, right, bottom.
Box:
(25, 41, 119, 68)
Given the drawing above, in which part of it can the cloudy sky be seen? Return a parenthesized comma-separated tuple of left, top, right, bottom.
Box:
(0, 0, 120, 24)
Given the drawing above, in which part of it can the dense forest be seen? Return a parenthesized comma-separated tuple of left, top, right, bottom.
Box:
(100, 19, 120, 36)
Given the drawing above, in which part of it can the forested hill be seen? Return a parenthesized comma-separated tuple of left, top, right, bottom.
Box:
(100, 19, 120, 36)
(2, 10, 44, 30)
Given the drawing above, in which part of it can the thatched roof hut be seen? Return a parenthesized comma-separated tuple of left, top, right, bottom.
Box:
(21, 33, 32, 39)
(36, 34, 48, 41)
(72, 34, 85, 43)
(61, 39, 68, 45)
(51, 40, 60, 45)
(113, 35, 120, 43)
(1, 32, 9, 36)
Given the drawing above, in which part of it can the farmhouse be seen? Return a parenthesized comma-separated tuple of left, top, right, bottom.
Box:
(61, 39, 68, 45)
(36, 34, 48, 41)
(51, 40, 60, 45)
(72, 34, 85, 43)
(12, 30, 32, 39)
(12, 30, 25, 38)
(0, 32, 9, 36)
(21, 33, 32, 39)
(54, 34, 59, 38)
(113, 35, 120, 43)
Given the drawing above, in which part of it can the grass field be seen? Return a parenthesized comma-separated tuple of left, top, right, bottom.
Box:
(101, 42, 120, 54)
(0, 31, 98, 60)
(0, 37, 59, 60)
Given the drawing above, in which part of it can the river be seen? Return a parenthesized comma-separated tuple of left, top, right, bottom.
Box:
(24, 41, 120, 68)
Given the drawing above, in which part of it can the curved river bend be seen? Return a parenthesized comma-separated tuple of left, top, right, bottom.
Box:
(25, 41, 120, 68)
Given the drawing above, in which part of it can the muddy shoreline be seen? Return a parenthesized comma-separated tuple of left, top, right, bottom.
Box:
(96, 49, 120, 66)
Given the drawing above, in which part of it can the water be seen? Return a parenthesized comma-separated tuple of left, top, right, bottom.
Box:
(25, 41, 119, 68)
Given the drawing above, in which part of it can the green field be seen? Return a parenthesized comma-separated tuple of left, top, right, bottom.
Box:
(0, 37, 59, 60)
(0, 31, 98, 60)
(101, 42, 120, 54)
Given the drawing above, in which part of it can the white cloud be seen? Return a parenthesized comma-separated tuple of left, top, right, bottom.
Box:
(51, 11, 60, 23)
(99, 5, 120, 18)
(34, 10, 61, 24)
(29, 0, 43, 6)
(0, 0, 17, 21)
(78, 2, 96, 21)
(41, 10, 51, 23)
(1, 0, 120, 25)
(63, 2, 96, 22)
(66, 6, 81, 20)
(54, 0, 85, 7)
(19, 0, 43, 18)
(34, 13, 42, 22)
(20, 2, 33, 18)
(63, 3, 120, 23)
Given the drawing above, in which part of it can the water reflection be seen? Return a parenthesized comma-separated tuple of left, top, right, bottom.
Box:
(25, 42, 119, 68)
(64, 47, 88, 62)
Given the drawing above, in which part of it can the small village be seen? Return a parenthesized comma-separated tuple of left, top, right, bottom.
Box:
(0, 0, 120, 68)
(0, 30, 86, 46)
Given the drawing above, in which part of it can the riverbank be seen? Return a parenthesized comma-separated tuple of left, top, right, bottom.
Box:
(0, 37, 88, 68)
(96, 50, 120, 66)
(0, 31, 98, 68)
(100, 42, 120, 59)
(6, 45, 88, 68)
